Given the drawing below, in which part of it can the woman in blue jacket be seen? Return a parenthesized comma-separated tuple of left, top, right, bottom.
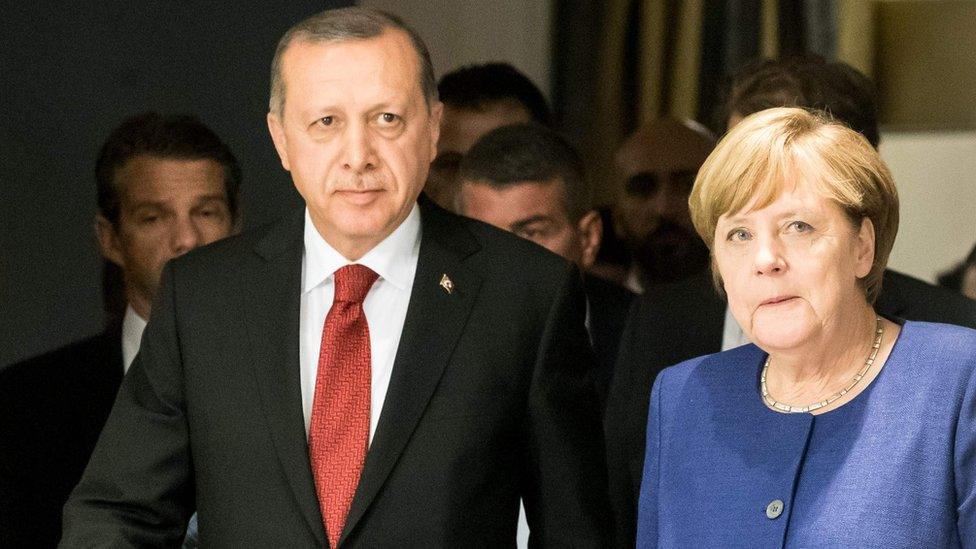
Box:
(637, 107, 976, 548)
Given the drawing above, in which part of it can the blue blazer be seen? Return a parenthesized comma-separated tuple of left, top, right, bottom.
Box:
(637, 321, 976, 548)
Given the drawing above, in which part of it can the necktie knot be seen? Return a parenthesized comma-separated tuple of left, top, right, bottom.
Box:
(334, 264, 378, 303)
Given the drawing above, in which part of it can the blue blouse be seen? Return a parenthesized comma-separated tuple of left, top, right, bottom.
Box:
(637, 321, 976, 548)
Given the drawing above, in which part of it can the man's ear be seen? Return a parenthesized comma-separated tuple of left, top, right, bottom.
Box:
(95, 214, 125, 268)
(428, 100, 444, 162)
(267, 112, 291, 171)
(576, 210, 603, 270)
(855, 217, 876, 279)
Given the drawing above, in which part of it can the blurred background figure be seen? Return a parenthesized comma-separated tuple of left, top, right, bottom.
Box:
(0, 112, 241, 547)
(428, 63, 552, 210)
(458, 121, 632, 549)
(458, 122, 634, 402)
(938, 243, 976, 300)
(598, 117, 715, 292)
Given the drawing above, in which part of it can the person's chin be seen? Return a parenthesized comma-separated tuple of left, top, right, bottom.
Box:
(750, 301, 814, 350)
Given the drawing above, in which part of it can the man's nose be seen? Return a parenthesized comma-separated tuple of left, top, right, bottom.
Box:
(171, 215, 202, 256)
(341, 123, 377, 174)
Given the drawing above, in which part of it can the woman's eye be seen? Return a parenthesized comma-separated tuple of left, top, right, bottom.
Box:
(727, 228, 751, 242)
(789, 220, 813, 233)
(319, 116, 334, 126)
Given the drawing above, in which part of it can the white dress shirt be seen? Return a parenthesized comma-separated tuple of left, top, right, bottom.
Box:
(299, 204, 421, 443)
(121, 305, 147, 373)
(720, 304, 752, 351)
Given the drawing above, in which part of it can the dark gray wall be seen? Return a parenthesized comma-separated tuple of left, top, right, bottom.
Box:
(0, 1, 352, 366)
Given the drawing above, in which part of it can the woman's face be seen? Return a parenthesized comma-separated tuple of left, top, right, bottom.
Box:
(713, 179, 875, 352)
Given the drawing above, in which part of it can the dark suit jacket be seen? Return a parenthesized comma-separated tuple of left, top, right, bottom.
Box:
(0, 330, 124, 548)
(583, 274, 635, 406)
(61, 198, 611, 548)
(605, 267, 976, 547)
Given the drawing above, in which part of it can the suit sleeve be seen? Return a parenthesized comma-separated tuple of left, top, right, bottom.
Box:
(60, 263, 194, 547)
(521, 265, 613, 548)
(956, 346, 976, 546)
(603, 298, 644, 547)
(635, 372, 665, 548)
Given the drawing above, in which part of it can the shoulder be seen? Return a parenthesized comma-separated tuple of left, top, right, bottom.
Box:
(879, 269, 976, 328)
(897, 320, 976, 367)
(0, 332, 122, 417)
(632, 270, 724, 322)
(653, 344, 764, 405)
(1, 333, 116, 385)
(585, 273, 636, 308)
(425, 199, 577, 295)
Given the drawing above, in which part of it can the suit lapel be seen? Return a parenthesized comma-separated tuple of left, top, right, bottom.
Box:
(242, 211, 327, 546)
(341, 200, 483, 543)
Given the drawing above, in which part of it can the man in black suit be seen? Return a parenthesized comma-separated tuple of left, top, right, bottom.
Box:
(61, 8, 610, 547)
(0, 113, 241, 547)
(605, 55, 976, 547)
(457, 123, 635, 404)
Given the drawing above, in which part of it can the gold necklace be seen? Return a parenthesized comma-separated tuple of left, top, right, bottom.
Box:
(761, 317, 884, 414)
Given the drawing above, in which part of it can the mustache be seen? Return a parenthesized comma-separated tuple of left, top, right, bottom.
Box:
(332, 172, 388, 191)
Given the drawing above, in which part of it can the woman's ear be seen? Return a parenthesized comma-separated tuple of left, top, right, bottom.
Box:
(855, 217, 875, 279)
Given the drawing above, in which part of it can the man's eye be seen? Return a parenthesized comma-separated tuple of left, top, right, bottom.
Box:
(319, 116, 334, 126)
(377, 112, 399, 125)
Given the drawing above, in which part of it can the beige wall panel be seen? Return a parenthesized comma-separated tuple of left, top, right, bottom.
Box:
(882, 131, 976, 283)
(361, 0, 552, 97)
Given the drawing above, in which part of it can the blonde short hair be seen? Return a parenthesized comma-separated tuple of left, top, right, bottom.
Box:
(689, 107, 899, 303)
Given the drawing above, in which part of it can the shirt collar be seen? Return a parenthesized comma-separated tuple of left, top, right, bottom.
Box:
(121, 304, 147, 373)
(302, 203, 422, 294)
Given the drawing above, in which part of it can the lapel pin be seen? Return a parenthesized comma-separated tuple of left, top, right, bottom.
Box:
(439, 273, 454, 294)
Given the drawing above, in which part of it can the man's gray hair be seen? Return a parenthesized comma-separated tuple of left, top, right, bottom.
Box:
(268, 7, 438, 118)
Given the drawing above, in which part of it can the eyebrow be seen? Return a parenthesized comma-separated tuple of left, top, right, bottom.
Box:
(510, 215, 554, 232)
(128, 194, 228, 211)
(722, 210, 804, 226)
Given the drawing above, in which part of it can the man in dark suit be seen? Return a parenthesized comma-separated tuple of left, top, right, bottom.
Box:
(457, 123, 635, 404)
(0, 113, 241, 547)
(61, 8, 610, 547)
(605, 55, 976, 547)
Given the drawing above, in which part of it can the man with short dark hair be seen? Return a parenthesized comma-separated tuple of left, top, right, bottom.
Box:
(437, 62, 551, 157)
(428, 63, 551, 210)
(61, 8, 609, 547)
(605, 55, 976, 548)
(458, 123, 634, 401)
(0, 112, 240, 547)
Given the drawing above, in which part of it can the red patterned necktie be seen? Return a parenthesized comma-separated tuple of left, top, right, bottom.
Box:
(308, 264, 378, 548)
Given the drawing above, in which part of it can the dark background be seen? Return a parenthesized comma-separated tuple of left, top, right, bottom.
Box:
(1, 1, 352, 366)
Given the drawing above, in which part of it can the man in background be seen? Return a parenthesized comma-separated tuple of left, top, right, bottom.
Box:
(605, 55, 976, 547)
(458, 123, 634, 403)
(0, 112, 241, 547)
(427, 63, 551, 209)
(607, 117, 715, 293)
